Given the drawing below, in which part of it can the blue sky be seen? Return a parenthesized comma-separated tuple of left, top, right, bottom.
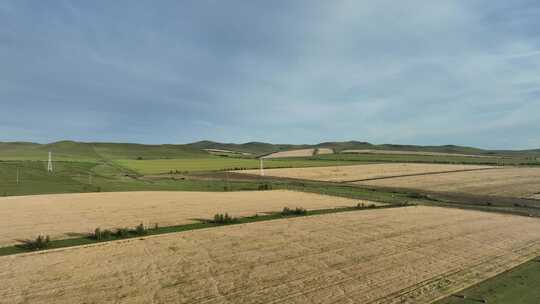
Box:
(1, 1, 539, 149)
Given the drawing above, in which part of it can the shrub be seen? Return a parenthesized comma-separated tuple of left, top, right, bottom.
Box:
(281, 207, 307, 216)
(354, 202, 379, 209)
(135, 223, 147, 235)
(258, 183, 272, 190)
(92, 227, 113, 240)
(212, 213, 239, 224)
(23, 234, 51, 250)
(115, 227, 130, 238)
(93, 227, 102, 240)
(102, 229, 112, 239)
(407, 192, 428, 199)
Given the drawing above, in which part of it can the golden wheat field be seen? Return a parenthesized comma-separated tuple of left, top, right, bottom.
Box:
(0, 190, 368, 246)
(263, 148, 333, 158)
(356, 167, 540, 198)
(240, 163, 493, 182)
(1, 206, 540, 304)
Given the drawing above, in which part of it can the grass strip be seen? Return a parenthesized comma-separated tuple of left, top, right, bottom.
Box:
(435, 256, 540, 304)
(0, 204, 409, 257)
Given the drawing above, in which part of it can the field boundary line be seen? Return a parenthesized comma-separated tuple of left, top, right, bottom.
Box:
(341, 167, 500, 183)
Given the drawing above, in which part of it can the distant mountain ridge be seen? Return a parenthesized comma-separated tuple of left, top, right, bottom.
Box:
(187, 140, 538, 157)
(0, 140, 538, 161)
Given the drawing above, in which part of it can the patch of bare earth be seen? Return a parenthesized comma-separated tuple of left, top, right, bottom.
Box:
(0, 190, 368, 246)
(239, 163, 493, 182)
(356, 167, 540, 198)
(1, 206, 540, 303)
(263, 148, 333, 158)
(315, 148, 333, 155)
(263, 148, 317, 158)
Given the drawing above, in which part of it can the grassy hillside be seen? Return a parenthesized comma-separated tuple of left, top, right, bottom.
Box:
(0, 141, 210, 161)
(92, 142, 206, 160)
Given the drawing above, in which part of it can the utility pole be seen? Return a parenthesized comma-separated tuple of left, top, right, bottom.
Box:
(16, 168, 19, 185)
(260, 158, 264, 176)
(47, 152, 53, 172)
(89, 173, 92, 185)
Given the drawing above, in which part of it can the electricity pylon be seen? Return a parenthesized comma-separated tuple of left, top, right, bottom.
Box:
(47, 152, 53, 172)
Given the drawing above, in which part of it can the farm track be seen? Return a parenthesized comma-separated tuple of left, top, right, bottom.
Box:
(1, 206, 540, 303)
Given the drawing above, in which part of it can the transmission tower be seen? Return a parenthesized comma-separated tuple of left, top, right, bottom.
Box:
(47, 152, 53, 172)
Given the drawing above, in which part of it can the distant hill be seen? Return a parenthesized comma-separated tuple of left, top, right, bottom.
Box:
(0, 140, 538, 161)
(0, 141, 208, 161)
(188, 140, 311, 156)
(187, 140, 527, 157)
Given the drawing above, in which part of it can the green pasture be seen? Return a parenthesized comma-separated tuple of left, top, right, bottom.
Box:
(0, 161, 263, 196)
(436, 257, 540, 304)
(312, 152, 538, 166)
(116, 158, 357, 174)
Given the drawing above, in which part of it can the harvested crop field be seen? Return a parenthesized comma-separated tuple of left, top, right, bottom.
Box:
(356, 167, 540, 198)
(1, 206, 540, 304)
(263, 148, 333, 158)
(0, 190, 368, 246)
(239, 163, 493, 182)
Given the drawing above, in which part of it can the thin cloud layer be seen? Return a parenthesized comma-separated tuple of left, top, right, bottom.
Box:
(1, 1, 539, 148)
